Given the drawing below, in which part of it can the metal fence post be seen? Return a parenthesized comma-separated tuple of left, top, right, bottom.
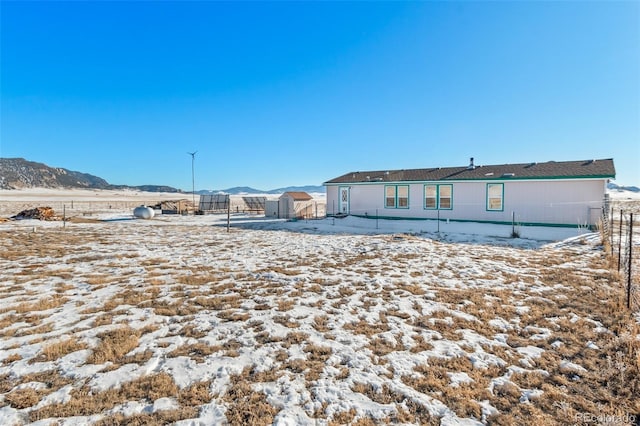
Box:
(227, 195, 231, 233)
(610, 207, 614, 258)
(627, 213, 634, 309)
(618, 210, 623, 271)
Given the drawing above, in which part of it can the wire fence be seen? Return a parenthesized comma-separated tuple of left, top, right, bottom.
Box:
(327, 201, 604, 231)
(602, 199, 640, 311)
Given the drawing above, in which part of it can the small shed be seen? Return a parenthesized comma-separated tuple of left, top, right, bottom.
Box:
(151, 199, 194, 215)
(279, 191, 314, 219)
(265, 200, 279, 218)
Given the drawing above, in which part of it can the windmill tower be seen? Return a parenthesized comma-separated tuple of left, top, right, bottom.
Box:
(188, 151, 197, 212)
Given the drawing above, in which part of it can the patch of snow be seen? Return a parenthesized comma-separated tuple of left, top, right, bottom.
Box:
(559, 360, 588, 374)
(520, 389, 544, 403)
(447, 372, 474, 387)
(585, 341, 599, 350)
(152, 397, 179, 413)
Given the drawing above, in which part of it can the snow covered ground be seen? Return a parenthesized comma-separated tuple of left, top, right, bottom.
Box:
(1, 190, 639, 425)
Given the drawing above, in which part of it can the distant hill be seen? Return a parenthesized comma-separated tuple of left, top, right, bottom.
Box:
(0, 158, 181, 192)
(0, 158, 110, 190)
(198, 185, 325, 195)
(607, 182, 640, 193)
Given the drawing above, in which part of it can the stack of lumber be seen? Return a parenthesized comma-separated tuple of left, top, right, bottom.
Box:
(11, 207, 61, 221)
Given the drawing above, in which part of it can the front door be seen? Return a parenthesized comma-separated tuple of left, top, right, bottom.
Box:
(338, 187, 350, 214)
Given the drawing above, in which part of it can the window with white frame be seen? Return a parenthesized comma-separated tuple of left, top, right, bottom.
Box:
(425, 185, 437, 209)
(424, 184, 452, 209)
(487, 183, 504, 211)
(439, 184, 452, 209)
(385, 185, 409, 208)
(397, 185, 409, 207)
(385, 186, 396, 208)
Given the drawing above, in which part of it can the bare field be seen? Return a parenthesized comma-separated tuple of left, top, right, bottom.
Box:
(1, 208, 639, 424)
(0, 189, 191, 218)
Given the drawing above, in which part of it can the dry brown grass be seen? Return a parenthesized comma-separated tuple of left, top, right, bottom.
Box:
(4, 387, 43, 409)
(175, 273, 221, 286)
(2, 212, 639, 424)
(273, 314, 300, 328)
(168, 342, 220, 363)
(2, 369, 74, 409)
(193, 294, 241, 310)
(2, 353, 22, 364)
(93, 408, 199, 426)
(9, 295, 67, 314)
(87, 326, 140, 364)
(216, 309, 251, 322)
(299, 343, 332, 381)
(351, 382, 405, 405)
(29, 372, 179, 421)
(36, 337, 88, 362)
(283, 331, 308, 346)
(329, 408, 357, 425)
(15, 322, 55, 338)
(368, 336, 400, 356)
(276, 298, 295, 311)
(178, 380, 212, 407)
(344, 317, 390, 336)
(224, 370, 279, 426)
(174, 323, 209, 339)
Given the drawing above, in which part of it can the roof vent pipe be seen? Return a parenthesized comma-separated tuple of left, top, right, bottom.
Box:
(467, 157, 475, 170)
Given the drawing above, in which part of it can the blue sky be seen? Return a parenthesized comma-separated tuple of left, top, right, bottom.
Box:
(1, 1, 638, 190)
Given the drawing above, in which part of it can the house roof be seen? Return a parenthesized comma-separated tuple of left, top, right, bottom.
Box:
(281, 191, 313, 201)
(324, 159, 615, 184)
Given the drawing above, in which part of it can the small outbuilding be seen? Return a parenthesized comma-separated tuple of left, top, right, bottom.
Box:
(278, 191, 315, 219)
(151, 199, 195, 215)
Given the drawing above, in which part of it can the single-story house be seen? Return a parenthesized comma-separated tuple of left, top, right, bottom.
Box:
(324, 158, 615, 228)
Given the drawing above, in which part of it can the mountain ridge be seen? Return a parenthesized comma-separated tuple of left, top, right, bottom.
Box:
(607, 182, 640, 193)
(0, 158, 324, 194)
(197, 185, 324, 195)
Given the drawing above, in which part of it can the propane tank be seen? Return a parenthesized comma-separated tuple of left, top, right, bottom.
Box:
(133, 205, 155, 219)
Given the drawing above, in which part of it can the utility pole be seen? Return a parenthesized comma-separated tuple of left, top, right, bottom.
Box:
(188, 151, 197, 213)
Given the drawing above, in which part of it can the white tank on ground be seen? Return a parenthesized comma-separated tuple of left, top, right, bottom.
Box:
(133, 205, 155, 219)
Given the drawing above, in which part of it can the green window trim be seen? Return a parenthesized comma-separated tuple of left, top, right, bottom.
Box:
(424, 184, 453, 210)
(486, 183, 504, 211)
(384, 185, 410, 209)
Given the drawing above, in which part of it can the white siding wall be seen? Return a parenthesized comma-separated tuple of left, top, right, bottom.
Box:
(265, 200, 279, 218)
(325, 179, 606, 226)
(325, 186, 339, 215)
(278, 195, 293, 219)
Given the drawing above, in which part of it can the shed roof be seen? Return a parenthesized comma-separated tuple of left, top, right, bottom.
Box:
(281, 191, 313, 201)
(324, 159, 615, 184)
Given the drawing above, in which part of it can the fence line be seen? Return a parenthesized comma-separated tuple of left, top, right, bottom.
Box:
(603, 203, 639, 311)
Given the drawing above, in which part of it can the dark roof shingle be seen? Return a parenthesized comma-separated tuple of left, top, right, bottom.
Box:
(281, 191, 313, 201)
(324, 159, 615, 184)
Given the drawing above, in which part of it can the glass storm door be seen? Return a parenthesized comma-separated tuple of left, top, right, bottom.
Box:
(339, 187, 350, 214)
